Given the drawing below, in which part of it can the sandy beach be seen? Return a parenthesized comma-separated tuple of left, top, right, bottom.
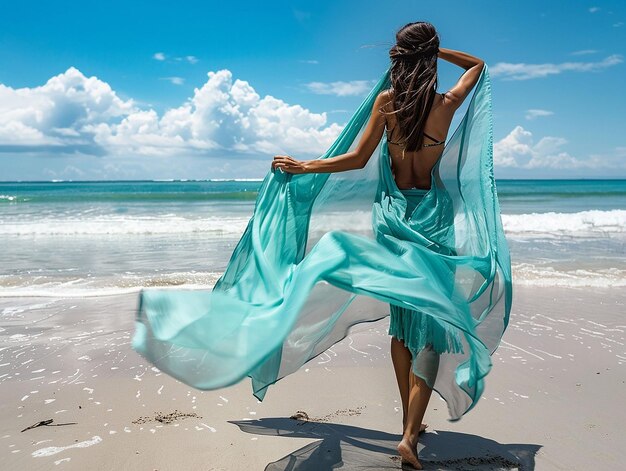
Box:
(0, 285, 623, 470)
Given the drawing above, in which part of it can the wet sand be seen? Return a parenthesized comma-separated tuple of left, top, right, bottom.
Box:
(0, 286, 624, 470)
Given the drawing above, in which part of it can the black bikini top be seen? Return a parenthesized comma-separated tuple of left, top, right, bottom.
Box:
(387, 129, 445, 147)
(386, 92, 447, 149)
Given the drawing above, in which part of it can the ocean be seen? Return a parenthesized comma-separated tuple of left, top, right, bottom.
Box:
(1, 179, 624, 297)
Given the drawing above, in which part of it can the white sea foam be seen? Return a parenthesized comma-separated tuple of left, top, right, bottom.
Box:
(0, 211, 374, 236)
(209, 178, 264, 182)
(0, 272, 222, 298)
(0, 216, 251, 236)
(1, 210, 624, 237)
(0, 264, 623, 297)
(511, 263, 626, 288)
(0, 285, 215, 298)
(502, 210, 625, 237)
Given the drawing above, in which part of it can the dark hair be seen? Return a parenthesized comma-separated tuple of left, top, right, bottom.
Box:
(383, 22, 440, 152)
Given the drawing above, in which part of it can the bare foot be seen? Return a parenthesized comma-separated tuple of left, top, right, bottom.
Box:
(397, 437, 422, 469)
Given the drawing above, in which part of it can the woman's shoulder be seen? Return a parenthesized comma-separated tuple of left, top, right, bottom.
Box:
(378, 89, 394, 100)
(376, 89, 394, 111)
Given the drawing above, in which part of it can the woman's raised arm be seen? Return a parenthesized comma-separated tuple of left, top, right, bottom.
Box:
(439, 47, 485, 111)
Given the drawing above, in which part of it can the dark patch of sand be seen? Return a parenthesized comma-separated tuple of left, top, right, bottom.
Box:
(289, 406, 366, 424)
(132, 410, 200, 425)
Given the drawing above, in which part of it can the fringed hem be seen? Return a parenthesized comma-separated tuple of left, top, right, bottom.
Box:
(388, 304, 465, 355)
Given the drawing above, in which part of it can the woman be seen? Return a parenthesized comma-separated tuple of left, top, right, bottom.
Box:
(272, 22, 485, 468)
(133, 21, 510, 471)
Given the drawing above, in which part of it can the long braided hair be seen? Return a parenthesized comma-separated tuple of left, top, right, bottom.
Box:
(382, 22, 440, 152)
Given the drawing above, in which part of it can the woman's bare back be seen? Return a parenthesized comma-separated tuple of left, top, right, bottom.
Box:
(382, 89, 456, 190)
(271, 49, 484, 184)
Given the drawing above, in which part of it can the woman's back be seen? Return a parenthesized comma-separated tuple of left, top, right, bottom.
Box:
(382, 89, 455, 190)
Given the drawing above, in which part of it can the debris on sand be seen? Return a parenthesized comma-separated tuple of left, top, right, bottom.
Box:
(132, 410, 200, 425)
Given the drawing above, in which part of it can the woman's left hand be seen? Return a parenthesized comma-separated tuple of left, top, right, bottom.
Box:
(272, 155, 307, 174)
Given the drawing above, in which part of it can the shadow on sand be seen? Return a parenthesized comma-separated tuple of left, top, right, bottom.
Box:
(229, 417, 540, 470)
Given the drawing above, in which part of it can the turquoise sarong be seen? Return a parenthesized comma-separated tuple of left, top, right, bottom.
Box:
(389, 188, 465, 361)
(132, 63, 512, 421)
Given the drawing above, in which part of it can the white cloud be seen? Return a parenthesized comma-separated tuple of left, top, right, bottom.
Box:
(525, 109, 554, 120)
(494, 125, 626, 170)
(173, 55, 198, 64)
(305, 80, 375, 96)
(614, 22, 624, 28)
(588, 7, 600, 13)
(490, 54, 623, 80)
(0, 67, 343, 159)
(161, 76, 185, 85)
(570, 49, 598, 56)
(154, 53, 198, 64)
(299, 59, 319, 65)
(0, 66, 134, 151)
(46, 164, 86, 179)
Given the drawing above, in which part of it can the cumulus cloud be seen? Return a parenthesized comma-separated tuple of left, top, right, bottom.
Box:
(494, 125, 626, 170)
(525, 109, 554, 120)
(0, 66, 134, 153)
(305, 80, 375, 96)
(490, 54, 623, 80)
(0, 67, 343, 159)
(153, 52, 166, 61)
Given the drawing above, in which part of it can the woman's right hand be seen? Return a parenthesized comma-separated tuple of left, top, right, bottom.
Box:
(272, 155, 309, 174)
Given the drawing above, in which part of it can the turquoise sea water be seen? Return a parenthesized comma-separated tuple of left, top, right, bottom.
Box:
(1, 179, 624, 295)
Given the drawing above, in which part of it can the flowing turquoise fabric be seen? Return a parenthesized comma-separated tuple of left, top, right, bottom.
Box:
(132, 63, 512, 421)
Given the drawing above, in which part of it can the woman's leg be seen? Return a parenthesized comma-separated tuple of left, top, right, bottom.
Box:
(405, 374, 434, 441)
(390, 336, 411, 428)
(390, 337, 429, 434)
(397, 346, 440, 469)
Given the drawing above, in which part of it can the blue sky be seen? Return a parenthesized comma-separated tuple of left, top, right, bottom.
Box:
(0, 0, 624, 180)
